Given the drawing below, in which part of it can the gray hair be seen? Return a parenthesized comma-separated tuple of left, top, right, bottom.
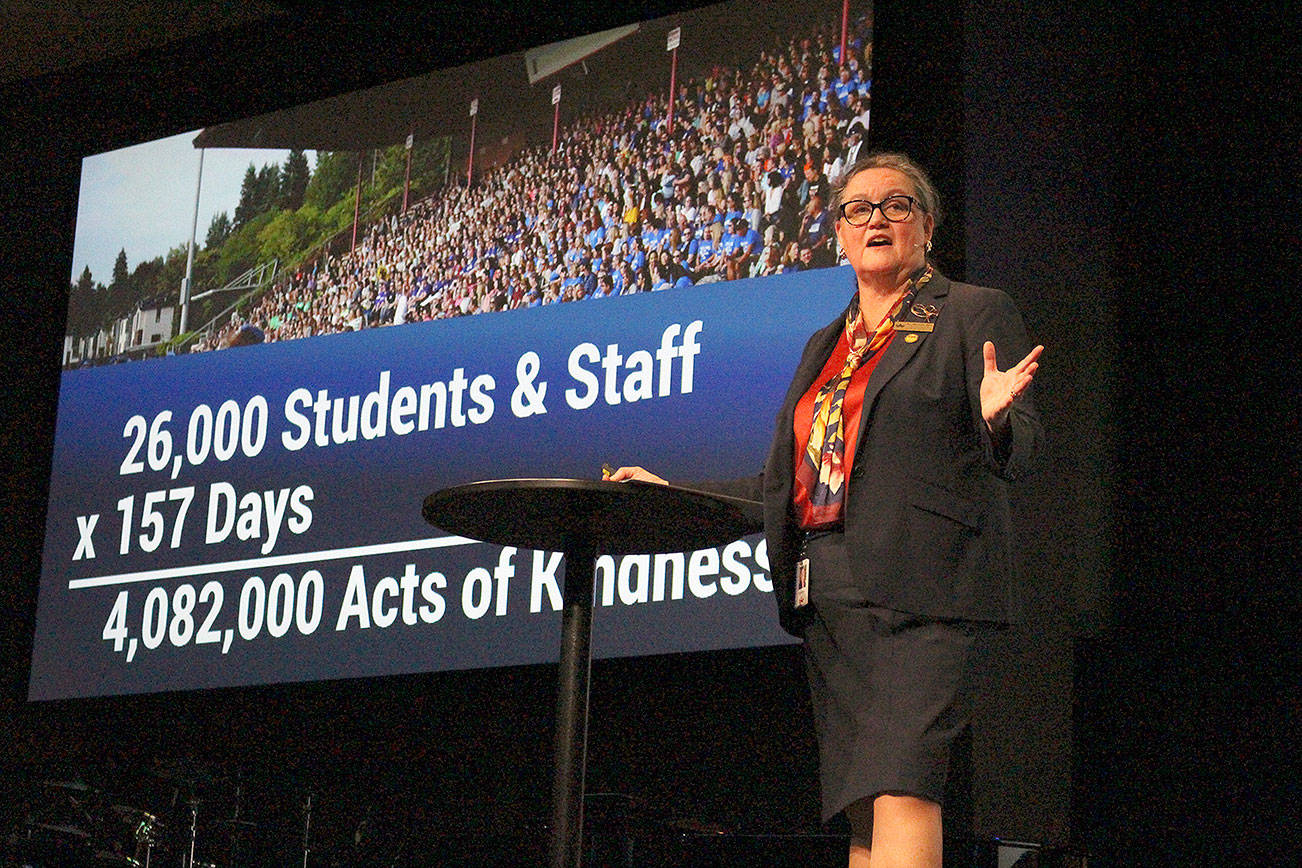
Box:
(830, 151, 943, 227)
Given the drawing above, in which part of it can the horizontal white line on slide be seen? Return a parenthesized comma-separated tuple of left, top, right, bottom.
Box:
(68, 536, 480, 589)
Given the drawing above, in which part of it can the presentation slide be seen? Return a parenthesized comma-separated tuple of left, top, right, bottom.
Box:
(35, 0, 875, 699)
(34, 274, 858, 699)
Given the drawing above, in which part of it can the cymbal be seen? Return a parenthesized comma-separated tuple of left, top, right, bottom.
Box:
(148, 758, 226, 787)
(27, 821, 91, 839)
(40, 778, 97, 793)
(666, 817, 729, 835)
(111, 804, 163, 826)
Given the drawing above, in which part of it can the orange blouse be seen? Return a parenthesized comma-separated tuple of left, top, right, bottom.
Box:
(791, 328, 896, 529)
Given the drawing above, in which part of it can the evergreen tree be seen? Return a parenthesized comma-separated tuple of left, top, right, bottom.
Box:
(409, 136, 453, 196)
(111, 249, 129, 290)
(133, 256, 164, 302)
(372, 144, 410, 194)
(104, 249, 131, 320)
(254, 164, 281, 216)
(233, 165, 259, 228)
(280, 149, 311, 211)
(67, 265, 96, 336)
(206, 211, 232, 249)
(159, 246, 189, 305)
(303, 151, 359, 211)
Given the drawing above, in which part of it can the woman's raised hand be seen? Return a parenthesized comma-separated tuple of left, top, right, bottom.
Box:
(980, 341, 1043, 431)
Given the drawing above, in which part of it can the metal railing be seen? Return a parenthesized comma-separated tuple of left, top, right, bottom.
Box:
(179, 259, 279, 351)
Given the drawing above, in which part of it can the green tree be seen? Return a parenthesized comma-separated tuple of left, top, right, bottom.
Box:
(110, 249, 129, 289)
(211, 211, 275, 287)
(371, 145, 409, 194)
(233, 165, 259, 228)
(407, 136, 453, 199)
(303, 151, 359, 211)
(76, 264, 95, 295)
(235, 162, 289, 228)
(158, 245, 188, 305)
(206, 211, 232, 249)
(132, 256, 165, 302)
(66, 265, 97, 336)
(103, 248, 131, 321)
(321, 196, 361, 244)
(254, 164, 281, 216)
(258, 206, 326, 266)
(280, 149, 311, 211)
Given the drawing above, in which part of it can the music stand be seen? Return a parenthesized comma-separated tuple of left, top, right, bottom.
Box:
(422, 478, 761, 868)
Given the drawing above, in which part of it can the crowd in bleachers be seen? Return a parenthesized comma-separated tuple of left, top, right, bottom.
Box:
(195, 10, 872, 352)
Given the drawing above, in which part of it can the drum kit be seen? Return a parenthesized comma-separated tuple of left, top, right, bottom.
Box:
(5, 777, 162, 867)
(3, 762, 311, 868)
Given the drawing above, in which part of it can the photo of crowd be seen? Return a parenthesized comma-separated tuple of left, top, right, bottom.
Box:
(194, 5, 873, 352)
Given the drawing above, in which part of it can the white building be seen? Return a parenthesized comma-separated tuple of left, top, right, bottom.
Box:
(63, 297, 176, 366)
(117, 297, 176, 352)
(61, 328, 112, 366)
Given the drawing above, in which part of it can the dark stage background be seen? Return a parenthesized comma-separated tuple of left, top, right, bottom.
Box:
(0, 0, 1290, 864)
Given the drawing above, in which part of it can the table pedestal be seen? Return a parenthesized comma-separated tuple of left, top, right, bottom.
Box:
(551, 540, 593, 868)
(422, 479, 760, 868)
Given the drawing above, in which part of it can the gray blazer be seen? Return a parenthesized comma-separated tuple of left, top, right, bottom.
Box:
(699, 271, 1042, 635)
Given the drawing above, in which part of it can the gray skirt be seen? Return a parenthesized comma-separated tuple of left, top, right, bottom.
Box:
(800, 531, 999, 822)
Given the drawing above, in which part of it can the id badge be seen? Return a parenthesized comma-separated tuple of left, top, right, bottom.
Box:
(794, 557, 810, 609)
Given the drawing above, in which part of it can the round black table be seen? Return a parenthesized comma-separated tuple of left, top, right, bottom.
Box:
(422, 478, 761, 868)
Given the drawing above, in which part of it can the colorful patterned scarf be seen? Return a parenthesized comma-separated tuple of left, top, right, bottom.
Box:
(796, 266, 932, 526)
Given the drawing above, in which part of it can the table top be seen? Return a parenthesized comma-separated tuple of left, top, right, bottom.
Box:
(422, 478, 762, 555)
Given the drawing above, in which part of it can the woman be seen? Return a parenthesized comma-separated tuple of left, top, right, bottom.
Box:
(610, 152, 1042, 868)
(650, 251, 676, 293)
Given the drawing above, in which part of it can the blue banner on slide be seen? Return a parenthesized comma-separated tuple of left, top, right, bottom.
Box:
(31, 268, 854, 699)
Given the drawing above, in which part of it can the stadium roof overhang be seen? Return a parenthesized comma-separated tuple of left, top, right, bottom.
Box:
(188, 0, 806, 155)
(191, 23, 643, 153)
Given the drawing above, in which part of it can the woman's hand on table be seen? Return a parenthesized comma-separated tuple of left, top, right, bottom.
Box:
(603, 465, 668, 485)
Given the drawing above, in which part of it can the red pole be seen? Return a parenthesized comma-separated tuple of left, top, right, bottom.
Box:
(467, 112, 477, 187)
(667, 46, 678, 136)
(840, 0, 850, 69)
(351, 152, 363, 253)
(550, 84, 562, 154)
(402, 133, 413, 212)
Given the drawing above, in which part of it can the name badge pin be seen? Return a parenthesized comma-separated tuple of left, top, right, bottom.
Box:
(911, 302, 939, 322)
(895, 321, 933, 332)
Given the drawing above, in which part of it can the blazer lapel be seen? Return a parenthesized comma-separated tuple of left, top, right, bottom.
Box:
(854, 272, 951, 438)
(766, 310, 846, 495)
(787, 315, 845, 409)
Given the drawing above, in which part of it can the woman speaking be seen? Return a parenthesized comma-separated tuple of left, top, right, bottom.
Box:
(610, 152, 1043, 868)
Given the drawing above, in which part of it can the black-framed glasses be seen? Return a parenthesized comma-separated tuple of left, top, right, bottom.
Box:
(838, 195, 920, 226)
